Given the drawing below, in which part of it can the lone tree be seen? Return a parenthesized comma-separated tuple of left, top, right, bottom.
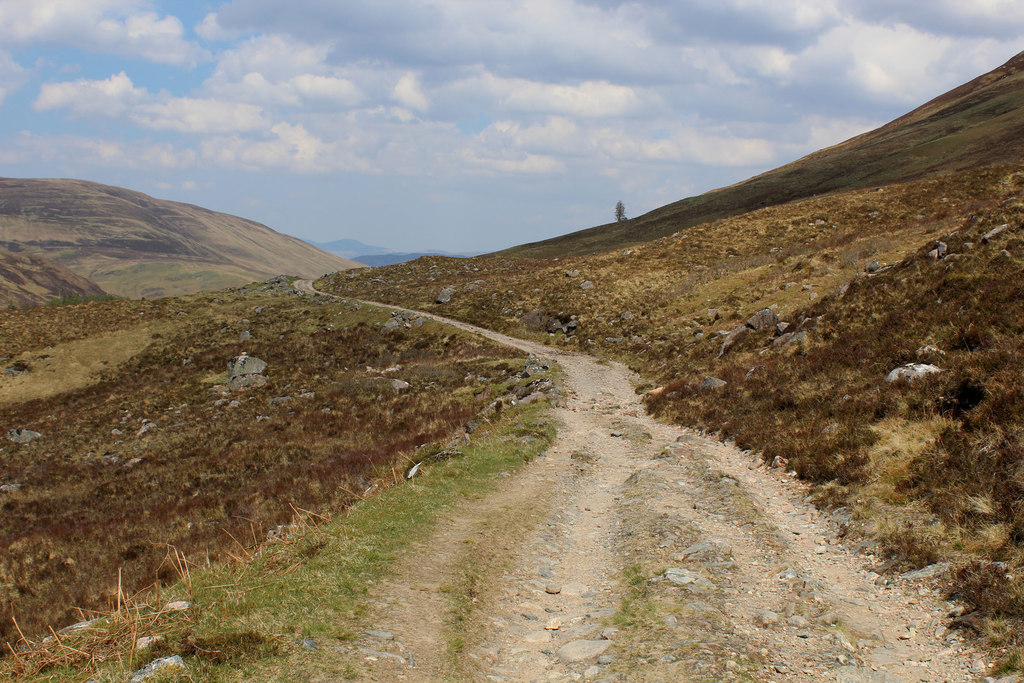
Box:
(614, 200, 626, 222)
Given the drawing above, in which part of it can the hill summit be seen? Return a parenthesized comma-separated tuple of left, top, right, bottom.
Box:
(0, 178, 363, 300)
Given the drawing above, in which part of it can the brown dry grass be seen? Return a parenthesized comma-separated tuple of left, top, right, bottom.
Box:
(0, 283, 527, 652)
(322, 163, 1024, 650)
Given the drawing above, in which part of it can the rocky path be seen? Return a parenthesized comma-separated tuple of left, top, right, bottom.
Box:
(294, 281, 987, 682)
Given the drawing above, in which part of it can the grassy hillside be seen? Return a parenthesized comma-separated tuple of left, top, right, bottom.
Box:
(324, 163, 1024, 654)
(0, 248, 107, 307)
(499, 50, 1024, 258)
(0, 278, 550, 658)
(0, 178, 363, 299)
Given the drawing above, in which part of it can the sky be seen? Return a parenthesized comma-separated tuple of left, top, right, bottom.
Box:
(0, 1, 1022, 253)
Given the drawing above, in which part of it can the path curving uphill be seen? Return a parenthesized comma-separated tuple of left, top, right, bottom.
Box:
(293, 279, 982, 682)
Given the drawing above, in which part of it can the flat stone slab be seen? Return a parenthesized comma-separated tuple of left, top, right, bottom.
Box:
(557, 639, 611, 663)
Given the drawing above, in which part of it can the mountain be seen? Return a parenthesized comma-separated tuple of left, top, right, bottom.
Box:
(498, 49, 1024, 258)
(313, 237, 478, 267)
(0, 178, 364, 299)
(0, 248, 107, 307)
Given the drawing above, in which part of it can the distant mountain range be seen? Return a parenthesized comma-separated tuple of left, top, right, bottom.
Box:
(312, 238, 479, 266)
(0, 178, 363, 303)
(499, 49, 1024, 258)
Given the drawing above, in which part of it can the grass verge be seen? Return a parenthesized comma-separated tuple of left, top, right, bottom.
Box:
(4, 392, 557, 681)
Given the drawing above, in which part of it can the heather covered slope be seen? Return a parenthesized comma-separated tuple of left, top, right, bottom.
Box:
(0, 248, 107, 307)
(323, 164, 1024, 653)
(0, 178, 363, 299)
(500, 50, 1024, 258)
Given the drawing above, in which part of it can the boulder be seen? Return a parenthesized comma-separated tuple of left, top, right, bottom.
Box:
(982, 224, 1008, 243)
(886, 363, 943, 384)
(7, 429, 41, 443)
(436, 286, 456, 304)
(230, 374, 267, 390)
(228, 354, 267, 378)
(745, 307, 778, 331)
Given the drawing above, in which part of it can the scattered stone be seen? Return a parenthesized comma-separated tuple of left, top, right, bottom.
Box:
(753, 609, 781, 628)
(130, 655, 187, 682)
(301, 638, 318, 651)
(557, 639, 611, 663)
(928, 242, 948, 260)
(620, 311, 634, 321)
(865, 260, 881, 273)
(674, 539, 732, 562)
(835, 666, 903, 682)
(775, 321, 790, 336)
(366, 629, 395, 641)
(162, 600, 190, 612)
(900, 562, 951, 581)
(545, 618, 562, 630)
(886, 363, 943, 384)
(136, 421, 157, 437)
(706, 308, 721, 322)
(228, 353, 267, 378)
(699, 377, 726, 391)
(0, 483, 22, 493)
(982, 224, 1008, 243)
(269, 396, 292, 406)
(436, 286, 456, 304)
(391, 379, 411, 393)
(565, 269, 580, 278)
(135, 635, 164, 650)
(545, 584, 561, 595)
(579, 280, 594, 290)
(597, 654, 616, 665)
(745, 307, 778, 331)
(663, 568, 715, 591)
(718, 325, 749, 357)
(7, 429, 41, 443)
(239, 329, 252, 341)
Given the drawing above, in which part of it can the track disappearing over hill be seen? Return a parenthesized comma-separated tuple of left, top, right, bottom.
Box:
(294, 279, 983, 681)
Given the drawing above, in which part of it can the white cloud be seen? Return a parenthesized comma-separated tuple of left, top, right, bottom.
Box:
(394, 72, 429, 111)
(34, 71, 145, 116)
(0, 50, 26, 106)
(132, 98, 267, 134)
(0, 0, 208, 66)
(461, 149, 566, 175)
(195, 12, 239, 42)
(199, 122, 361, 172)
(0, 131, 196, 168)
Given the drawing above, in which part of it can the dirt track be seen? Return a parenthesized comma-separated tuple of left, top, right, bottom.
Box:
(295, 280, 985, 682)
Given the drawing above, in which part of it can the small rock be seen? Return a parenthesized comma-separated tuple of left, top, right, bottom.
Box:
(745, 308, 778, 331)
(865, 259, 881, 273)
(162, 600, 190, 612)
(699, 377, 726, 391)
(239, 329, 252, 341)
(366, 629, 394, 640)
(753, 609, 781, 628)
(579, 280, 594, 290)
(130, 655, 187, 682)
(0, 483, 22, 493)
(886, 363, 943, 384)
(135, 635, 164, 650)
(900, 562, 950, 581)
(545, 584, 561, 595)
(982, 224, 1008, 243)
(557, 639, 611, 663)
(301, 638, 318, 650)
(597, 654, 616, 665)
(436, 286, 456, 304)
(545, 618, 562, 630)
(565, 269, 580, 278)
(136, 421, 157, 437)
(7, 429, 41, 444)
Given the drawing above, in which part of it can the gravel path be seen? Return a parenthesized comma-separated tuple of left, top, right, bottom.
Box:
(295, 281, 986, 682)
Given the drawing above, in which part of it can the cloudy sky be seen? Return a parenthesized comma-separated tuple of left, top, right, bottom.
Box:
(0, 1, 1021, 253)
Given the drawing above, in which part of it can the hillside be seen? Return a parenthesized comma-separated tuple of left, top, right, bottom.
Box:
(0, 248, 107, 307)
(499, 49, 1024, 258)
(0, 178, 363, 299)
(324, 163, 1024, 665)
